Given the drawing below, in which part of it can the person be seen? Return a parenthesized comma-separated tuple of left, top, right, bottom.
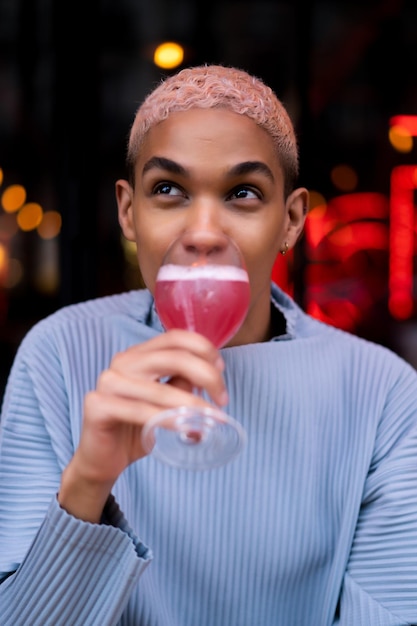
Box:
(0, 64, 416, 626)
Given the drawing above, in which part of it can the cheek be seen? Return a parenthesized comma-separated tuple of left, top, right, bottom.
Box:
(240, 231, 282, 271)
(136, 245, 160, 293)
(135, 231, 176, 294)
(241, 237, 283, 296)
(234, 210, 285, 258)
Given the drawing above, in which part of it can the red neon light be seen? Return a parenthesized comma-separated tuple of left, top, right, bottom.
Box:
(271, 250, 293, 297)
(278, 116, 417, 330)
(389, 166, 417, 320)
(389, 115, 417, 135)
(304, 193, 389, 331)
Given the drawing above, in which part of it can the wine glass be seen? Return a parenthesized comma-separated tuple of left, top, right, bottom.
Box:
(141, 231, 250, 470)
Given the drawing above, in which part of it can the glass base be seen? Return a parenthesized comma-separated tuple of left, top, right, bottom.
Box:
(141, 406, 246, 470)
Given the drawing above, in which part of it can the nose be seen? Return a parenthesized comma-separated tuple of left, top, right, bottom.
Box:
(180, 198, 228, 260)
(180, 230, 230, 264)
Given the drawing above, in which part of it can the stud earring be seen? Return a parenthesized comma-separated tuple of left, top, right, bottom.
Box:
(280, 242, 289, 256)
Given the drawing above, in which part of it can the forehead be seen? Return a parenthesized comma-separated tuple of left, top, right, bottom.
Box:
(136, 108, 281, 173)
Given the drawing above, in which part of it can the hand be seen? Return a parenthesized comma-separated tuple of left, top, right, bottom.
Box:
(58, 330, 227, 522)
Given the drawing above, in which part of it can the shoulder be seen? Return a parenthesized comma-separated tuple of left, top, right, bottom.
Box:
(304, 313, 414, 375)
(31, 289, 150, 330)
(272, 284, 416, 381)
(45, 289, 152, 324)
(15, 289, 155, 358)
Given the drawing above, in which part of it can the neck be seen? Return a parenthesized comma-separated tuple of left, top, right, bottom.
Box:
(226, 294, 272, 347)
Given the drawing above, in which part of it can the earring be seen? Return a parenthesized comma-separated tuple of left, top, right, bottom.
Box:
(280, 242, 289, 256)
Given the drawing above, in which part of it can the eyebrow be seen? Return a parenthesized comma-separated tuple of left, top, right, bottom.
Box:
(142, 156, 275, 183)
(228, 161, 275, 183)
(142, 156, 187, 177)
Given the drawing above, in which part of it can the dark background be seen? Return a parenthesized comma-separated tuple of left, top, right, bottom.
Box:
(1, 0, 417, 400)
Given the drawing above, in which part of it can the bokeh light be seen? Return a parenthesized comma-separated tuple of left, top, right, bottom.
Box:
(389, 125, 413, 153)
(330, 164, 358, 192)
(0, 243, 7, 274)
(153, 42, 184, 69)
(37, 211, 62, 239)
(389, 115, 417, 153)
(308, 190, 327, 210)
(2, 184, 26, 213)
(305, 192, 389, 332)
(17, 202, 43, 231)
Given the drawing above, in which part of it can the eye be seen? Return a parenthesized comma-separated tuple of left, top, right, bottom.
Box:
(153, 182, 184, 196)
(227, 185, 261, 201)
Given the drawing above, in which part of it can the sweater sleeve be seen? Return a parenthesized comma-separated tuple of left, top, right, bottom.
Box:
(334, 362, 417, 625)
(0, 496, 152, 626)
(0, 326, 152, 625)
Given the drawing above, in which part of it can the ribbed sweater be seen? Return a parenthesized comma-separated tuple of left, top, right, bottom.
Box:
(1, 284, 417, 625)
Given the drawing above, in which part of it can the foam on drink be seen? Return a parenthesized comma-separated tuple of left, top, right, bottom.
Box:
(156, 264, 249, 282)
(155, 264, 250, 347)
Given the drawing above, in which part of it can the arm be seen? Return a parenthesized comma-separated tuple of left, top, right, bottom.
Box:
(0, 337, 151, 626)
(1, 496, 151, 626)
(0, 323, 226, 625)
(334, 363, 417, 625)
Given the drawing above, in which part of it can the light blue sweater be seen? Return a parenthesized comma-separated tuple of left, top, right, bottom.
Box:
(1, 284, 417, 625)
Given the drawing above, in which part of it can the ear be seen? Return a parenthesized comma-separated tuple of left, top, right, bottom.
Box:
(283, 187, 309, 250)
(115, 179, 136, 241)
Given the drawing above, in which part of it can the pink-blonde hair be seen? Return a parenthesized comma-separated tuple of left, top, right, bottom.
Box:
(127, 64, 299, 196)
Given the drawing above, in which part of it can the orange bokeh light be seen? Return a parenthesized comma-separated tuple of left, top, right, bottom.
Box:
(2, 184, 26, 213)
(17, 203, 43, 231)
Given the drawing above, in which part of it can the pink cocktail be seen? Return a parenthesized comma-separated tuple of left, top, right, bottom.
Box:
(155, 264, 250, 348)
(142, 232, 250, 470)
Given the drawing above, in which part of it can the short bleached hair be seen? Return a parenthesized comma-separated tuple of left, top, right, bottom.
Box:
(126, 64, 299, 196)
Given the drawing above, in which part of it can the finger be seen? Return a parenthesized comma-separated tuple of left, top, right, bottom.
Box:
(167, 375, 229, 407)
(112, 329, 225, 373)
(95, 369, 216, 414)
(105, 348, 228, 406)
(138, 348, 227, 401)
